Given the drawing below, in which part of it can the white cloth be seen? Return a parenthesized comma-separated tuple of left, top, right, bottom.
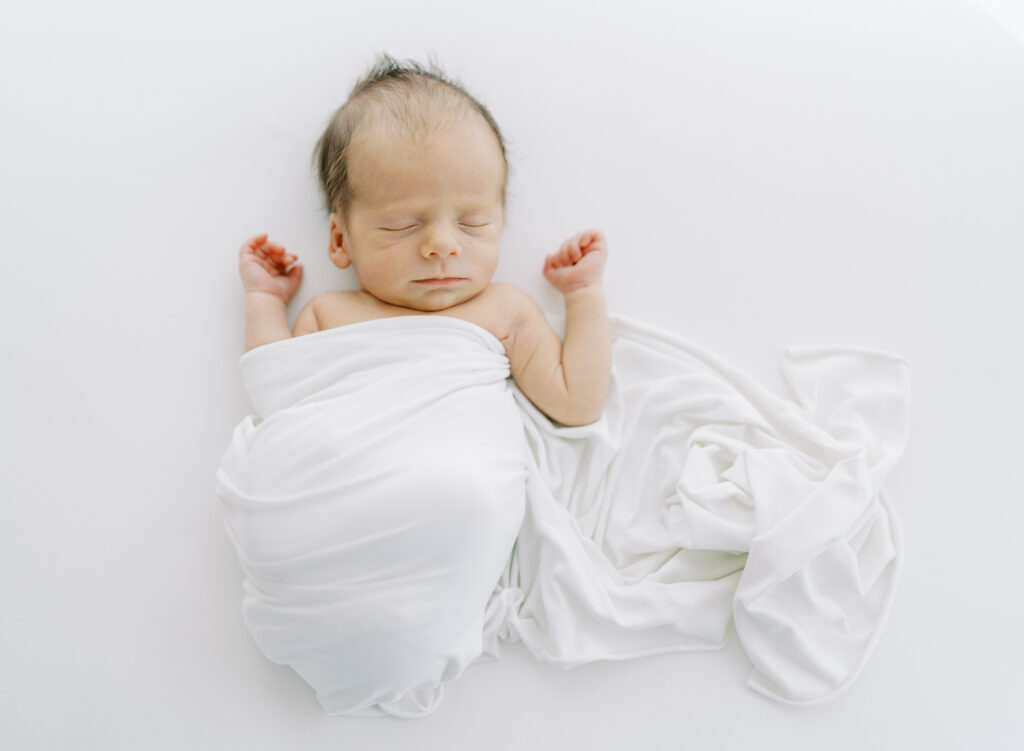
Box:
(215, 313, 910, 717)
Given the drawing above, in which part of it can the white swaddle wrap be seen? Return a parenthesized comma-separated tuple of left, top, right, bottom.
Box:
(215, 313, 910, 717)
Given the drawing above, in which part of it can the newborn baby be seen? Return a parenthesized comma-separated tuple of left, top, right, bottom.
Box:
(239, 54, 610, 427)
(225, 54, 615, 715)
(220, 56, 911, 717)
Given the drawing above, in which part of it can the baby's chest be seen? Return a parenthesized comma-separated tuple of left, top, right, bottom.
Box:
(317, 287, 515, 353)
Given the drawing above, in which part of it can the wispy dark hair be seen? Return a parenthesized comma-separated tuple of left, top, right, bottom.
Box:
(312, 53, 509, 220)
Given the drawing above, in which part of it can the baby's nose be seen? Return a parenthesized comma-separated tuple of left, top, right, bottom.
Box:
(420, 227, 461, 259)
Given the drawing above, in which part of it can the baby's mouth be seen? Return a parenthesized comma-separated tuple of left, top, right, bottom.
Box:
(414, 277, 465, 284)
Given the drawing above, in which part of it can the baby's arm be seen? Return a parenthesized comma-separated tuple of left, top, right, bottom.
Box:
(504, 229, 611, 426)
(238, 233, 305, 352)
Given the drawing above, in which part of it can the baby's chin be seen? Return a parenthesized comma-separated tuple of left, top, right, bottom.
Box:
(372, 289, 471, 312)
(376, 283, 490, 312)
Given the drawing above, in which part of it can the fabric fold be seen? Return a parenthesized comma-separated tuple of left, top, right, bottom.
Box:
(215, 312, 909, 717)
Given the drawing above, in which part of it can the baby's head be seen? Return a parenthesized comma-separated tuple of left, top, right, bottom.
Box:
(312, 54, 509, 312)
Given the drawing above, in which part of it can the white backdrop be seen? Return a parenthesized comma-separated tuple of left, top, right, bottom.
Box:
(2, 0, 1022, 748)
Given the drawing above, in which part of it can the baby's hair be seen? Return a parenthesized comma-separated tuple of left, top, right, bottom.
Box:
(312, 52, 509, 221)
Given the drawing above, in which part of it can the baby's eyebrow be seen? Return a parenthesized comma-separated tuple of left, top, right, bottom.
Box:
(367, 204, 419, 220)
(373, 200, 499, 217)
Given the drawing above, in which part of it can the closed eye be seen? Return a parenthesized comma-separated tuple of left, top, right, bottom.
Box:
(460, 222, 490, 229)
(379, 225, 417, 232)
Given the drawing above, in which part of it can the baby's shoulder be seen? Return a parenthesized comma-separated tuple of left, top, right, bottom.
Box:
(477, 282, 557, 351)
(313, 290, 371, 327)
(312, 289, 359, 310)
(484, 282, 546, 325)
(424, 282, 537, 352)
(484, 282, 535, 313)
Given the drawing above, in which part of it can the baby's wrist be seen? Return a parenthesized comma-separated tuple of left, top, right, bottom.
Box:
(562, 281, 604, 299)
(246, 289, 289, 305)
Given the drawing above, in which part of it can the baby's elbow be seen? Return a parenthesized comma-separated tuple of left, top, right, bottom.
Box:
(555, 387, 609, 426)
(557, 405, 604, 427)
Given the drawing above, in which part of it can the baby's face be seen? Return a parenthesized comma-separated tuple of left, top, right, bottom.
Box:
(329, 116, 505, 312)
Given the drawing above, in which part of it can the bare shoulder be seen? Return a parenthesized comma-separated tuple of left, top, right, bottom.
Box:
(315, 289, 359, 312)
(473, 282, 546, 345)
(486, 283, 571, 419)
(314, 290, 369, 328)
(488, 283, 552, 334)
(291, 290, 361, 337)
(483, 283, 562, 367)
(484, 282, 536, 319)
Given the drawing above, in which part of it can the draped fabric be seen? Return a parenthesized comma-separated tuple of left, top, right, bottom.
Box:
(216, 313, 909, 717)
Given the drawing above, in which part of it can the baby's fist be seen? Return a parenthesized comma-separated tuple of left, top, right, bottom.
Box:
(543, 229, 608, 294)
(238, 233, 304, 304)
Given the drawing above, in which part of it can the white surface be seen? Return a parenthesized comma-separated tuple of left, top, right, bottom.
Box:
(2, 0, 1022, 748)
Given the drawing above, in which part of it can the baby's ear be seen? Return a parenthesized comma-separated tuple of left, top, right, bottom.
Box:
(328, 212, 352, 269)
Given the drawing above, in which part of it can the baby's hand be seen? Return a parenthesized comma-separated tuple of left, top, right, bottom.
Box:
(238, 233, 304, 304)
(543, 229, 608, 294)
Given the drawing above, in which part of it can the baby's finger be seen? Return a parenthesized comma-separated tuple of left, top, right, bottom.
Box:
(275, 249, 299, 265)
(265, 249, 288, 266)
(240, 236, 266, 259)
(581, 229, 605, 249)
(263, 244, 296, 265)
